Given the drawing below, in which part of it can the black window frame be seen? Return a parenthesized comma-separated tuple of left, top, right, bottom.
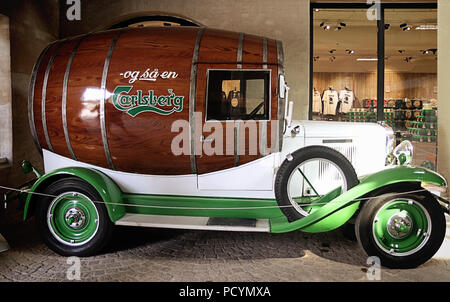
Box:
(309, 2, 438, 122)
(205, 69, 272, 122)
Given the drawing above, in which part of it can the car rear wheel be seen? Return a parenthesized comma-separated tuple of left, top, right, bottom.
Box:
(35, 177, 113, 256)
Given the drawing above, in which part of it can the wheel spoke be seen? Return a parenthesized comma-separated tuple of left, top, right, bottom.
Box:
(297, 167, 320, 197)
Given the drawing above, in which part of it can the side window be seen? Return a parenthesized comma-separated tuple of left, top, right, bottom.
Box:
(206, 70, 270, 121)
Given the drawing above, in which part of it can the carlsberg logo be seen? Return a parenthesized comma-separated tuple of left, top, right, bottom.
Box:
(112, 86, 184, 117)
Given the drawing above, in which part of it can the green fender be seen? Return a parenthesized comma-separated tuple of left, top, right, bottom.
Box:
(270, 166, 447, 233)
(23, 167, 125, 222)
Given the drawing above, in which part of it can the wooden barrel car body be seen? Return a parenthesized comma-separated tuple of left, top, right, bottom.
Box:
(29, 27, 285, 175)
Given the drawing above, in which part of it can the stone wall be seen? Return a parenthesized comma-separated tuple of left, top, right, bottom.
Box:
(0, 15, 12, 170)
(0, 0, 59, 187)
(437, 0, 450, 183)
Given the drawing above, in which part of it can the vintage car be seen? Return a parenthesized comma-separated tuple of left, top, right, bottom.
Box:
(9, 26, 448, 268)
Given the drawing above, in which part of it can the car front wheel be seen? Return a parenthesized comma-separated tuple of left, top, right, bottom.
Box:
(355, 192, 446, 269)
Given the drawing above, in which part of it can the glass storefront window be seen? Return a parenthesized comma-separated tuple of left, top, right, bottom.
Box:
(311, 5, 438, 171)
(312, 9, 378, 122)
(384, 9, 438, 170)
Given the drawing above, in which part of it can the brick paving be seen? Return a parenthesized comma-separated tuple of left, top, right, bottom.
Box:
(1, 203, 450, 282)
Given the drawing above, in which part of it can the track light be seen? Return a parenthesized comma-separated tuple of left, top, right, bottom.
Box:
(421, 49, 437, 55)
(320, 22, 325, 27)
(346, 49, 355, 54)
(400, 23, 407, 28)
(340, 22, 346, 27)
(403, 26, 411, 31)
(324, 25, 331, 30)
(415, 24, 437, 30)
(357, 58, 378, 61)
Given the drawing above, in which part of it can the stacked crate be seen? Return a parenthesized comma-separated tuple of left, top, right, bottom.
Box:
(384, 109, 395, 128)
(342, 108, 393, 126)
(408, 108, 437, 143)
(342, 108, 376, 123)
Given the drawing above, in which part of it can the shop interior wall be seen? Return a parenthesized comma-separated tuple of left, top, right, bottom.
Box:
(0, 1, 59, 187)
(313, 72, 437, 103)
(59, 0, 310, 121)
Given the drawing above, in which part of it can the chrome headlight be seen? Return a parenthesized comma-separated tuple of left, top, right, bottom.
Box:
(393, 140, 414, 166)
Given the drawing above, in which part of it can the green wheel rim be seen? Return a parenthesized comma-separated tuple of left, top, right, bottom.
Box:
(47, 192, 99, 246)
(372, 198, 431, 256)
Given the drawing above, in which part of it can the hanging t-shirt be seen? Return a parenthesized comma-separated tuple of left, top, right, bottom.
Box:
(338, 89, 355, 113)
(312, 88, 322, 113)
(322, 89, 339, 115)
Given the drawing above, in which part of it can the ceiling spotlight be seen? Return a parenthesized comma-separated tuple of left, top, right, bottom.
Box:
(315, 8, 320, 12)
(313, 56, 320, 62)
(335, 26, 342, 31)
(403, 57, 413, 63)
(329, 56, 336, 62)
(329, 49, 336, 54)
(320, 22, 325, 27)
(400, 23, 407, 28)
(324, 25, 331, 30)
(384, 24, 390, 30)
(429, 48, 437, 55)
(421, 50, 429, 55)
(346, 49, 355, 54)
(398, 50, 405, 54)
(356, 58, 378, 61)
(415, 24, 437, 30)
(340, 22, 347, 27)
(403, 26, 411, 31)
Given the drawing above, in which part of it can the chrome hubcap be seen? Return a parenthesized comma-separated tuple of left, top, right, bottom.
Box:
(386, 211, 413, 239)
(64, 207, 86, 229)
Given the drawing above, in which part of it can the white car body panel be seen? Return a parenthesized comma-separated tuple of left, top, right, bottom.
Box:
(43, 120, 392, 199)
(44, 150, 278, 198)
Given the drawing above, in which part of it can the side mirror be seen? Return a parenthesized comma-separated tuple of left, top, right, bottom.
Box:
(393, 140, 414, 166)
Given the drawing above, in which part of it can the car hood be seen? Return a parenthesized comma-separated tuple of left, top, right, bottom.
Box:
(292, 120, 387, 138)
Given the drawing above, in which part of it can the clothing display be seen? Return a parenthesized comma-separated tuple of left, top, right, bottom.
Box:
(338, 88, 354, 113)
(312, 88, 322, 113)
(321, 88, 339, 115)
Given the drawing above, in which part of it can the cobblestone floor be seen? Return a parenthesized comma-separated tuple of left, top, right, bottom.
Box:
(1, 203, 449, 282)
